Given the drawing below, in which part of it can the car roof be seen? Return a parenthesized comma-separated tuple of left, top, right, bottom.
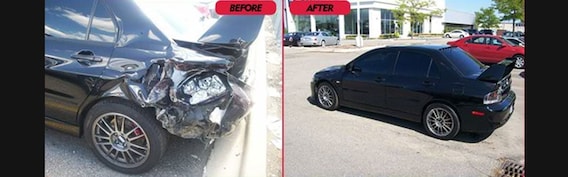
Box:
(470, 34, 498, 37)
(384, 45, 452, 51)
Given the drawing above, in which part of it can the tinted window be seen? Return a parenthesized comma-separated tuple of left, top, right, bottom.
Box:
(394, 51, 431, 78)
(353, 50, 397, 75)
(428, 61, 440, 78)
(45, 0, 95, 40)
(440, 47, 485, 77)
(88, 1, 116, 43)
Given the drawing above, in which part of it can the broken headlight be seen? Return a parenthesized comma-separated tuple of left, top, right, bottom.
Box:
(182, 74, 229, 105)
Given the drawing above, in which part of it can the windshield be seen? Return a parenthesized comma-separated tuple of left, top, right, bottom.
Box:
(440, 47, 487, 78)
(134, 0, 220, 42)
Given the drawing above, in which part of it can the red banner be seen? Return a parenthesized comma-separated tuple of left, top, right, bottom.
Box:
(290, 0, 351, 15)
(216, 0, 277, 15)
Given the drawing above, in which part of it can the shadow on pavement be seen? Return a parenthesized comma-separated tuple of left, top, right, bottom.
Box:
(306, 96, 493, 143)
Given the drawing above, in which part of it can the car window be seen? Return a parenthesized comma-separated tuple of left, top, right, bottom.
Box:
(353, 50, 397, 75)
(471, 37, 485, 44)
(394, 51, 432, 78)
(489, 37, 502, 46)
(45, 0, 96, 40)
(88, 1, 117, 43)
(428, 60, 440, 78)
(440, 47, 485, 77)
(505, 38, 521, 45)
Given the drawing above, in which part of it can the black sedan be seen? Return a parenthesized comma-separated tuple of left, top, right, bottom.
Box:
(45, 0, 259, 174)
(283, 32, 307, 46)
(311, 45, 516, 140)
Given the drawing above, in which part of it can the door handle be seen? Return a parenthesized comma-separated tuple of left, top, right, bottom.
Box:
(422, 81, 434, 87)
(71, 50, 102, 62)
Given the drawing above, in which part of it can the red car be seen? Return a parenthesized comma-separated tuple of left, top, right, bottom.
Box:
(447, 35, 525, 68)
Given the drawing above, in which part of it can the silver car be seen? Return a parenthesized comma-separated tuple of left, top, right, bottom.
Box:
(299, 31, 339, 47)
(443, 30, 469, 38)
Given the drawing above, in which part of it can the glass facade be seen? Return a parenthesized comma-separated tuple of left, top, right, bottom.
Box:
(411, 21, 423, 34)
(315, 15, 339, 35)
(380, 9, 402, 34)
(293, 15, 311, 32)
(344, 9, 369, 35)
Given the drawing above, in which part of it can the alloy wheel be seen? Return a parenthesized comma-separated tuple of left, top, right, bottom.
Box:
(317, 85, 335, 109)
(514, 55, 525, 68)
(425, 108, 455, 137)
(91, 112, 150, 169)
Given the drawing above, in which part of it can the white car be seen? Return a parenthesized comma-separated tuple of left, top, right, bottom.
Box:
(444, 30, 469, 38)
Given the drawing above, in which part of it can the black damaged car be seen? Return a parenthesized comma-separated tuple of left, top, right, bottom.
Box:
(45, 0, 263, 174)
(311, 45, 516, 140)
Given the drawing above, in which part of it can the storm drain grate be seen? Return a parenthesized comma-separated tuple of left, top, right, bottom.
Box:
(494, 158, 525, 177)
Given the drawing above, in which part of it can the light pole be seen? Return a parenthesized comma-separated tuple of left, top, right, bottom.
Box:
(356, 0, 363, 47)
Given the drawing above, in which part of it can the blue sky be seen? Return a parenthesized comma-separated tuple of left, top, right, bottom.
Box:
(446, 0, 493, 14)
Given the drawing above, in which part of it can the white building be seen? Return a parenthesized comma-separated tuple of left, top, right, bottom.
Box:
(498, 21, 525, 32)
(284, 0, 449, 39)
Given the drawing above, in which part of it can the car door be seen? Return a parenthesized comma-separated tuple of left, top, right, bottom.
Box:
(462, 36, 488, 61)
(451, 30, 461, 38)
(323, 32, 336, 44)
(484, 37, 512, 63)
(45, 0, 118, 124)
(384, 50, 439, 121)
(341, 49, 397, 109)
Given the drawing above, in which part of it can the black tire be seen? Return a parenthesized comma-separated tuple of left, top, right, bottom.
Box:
(315, 82, 339, 110)
(459, 35, 464, 38)
(321, 40, 326, 47)
(422, 103, 460, 140)
(445, 34, 450, 38)
(84, 99, 168, 174)
(511, 54, 525, 69)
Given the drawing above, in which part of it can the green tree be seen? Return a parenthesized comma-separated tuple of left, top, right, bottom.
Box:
(492, 0, 524, 32)
(392, 0, 444, 37)
(474, 7, 500, 29)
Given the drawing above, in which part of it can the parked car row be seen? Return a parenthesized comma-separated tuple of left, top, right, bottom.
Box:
(283, 31, 339, 47)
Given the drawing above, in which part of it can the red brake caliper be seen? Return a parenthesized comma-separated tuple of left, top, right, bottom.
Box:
(134, 127, 143, 136)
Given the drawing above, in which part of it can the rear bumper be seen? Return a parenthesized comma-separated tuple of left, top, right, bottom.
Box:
(458, 91, 516, 133)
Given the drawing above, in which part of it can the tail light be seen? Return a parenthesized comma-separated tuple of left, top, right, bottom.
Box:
(483, 90, 502, 105)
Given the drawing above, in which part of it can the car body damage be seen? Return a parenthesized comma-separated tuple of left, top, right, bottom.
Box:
(45, 0, 267, 173)
(97, 15, 264, 139)
(45, 0, 263, 140)
(102, 50, 252, 139)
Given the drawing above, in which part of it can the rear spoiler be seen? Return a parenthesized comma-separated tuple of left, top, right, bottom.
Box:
(477, 59, 515, 82)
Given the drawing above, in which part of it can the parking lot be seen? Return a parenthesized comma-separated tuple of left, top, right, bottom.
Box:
(283, 40, 525, 176)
